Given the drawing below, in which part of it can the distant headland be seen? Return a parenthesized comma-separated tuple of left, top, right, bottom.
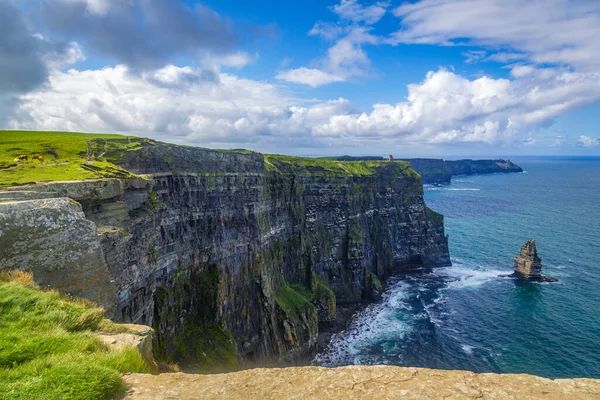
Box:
(325, 156, 523, 184)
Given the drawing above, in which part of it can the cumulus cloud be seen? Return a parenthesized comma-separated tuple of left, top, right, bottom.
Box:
(390, 0, 600, 71)
(0, 0, 83, 125)
(579, 136, 600, 147)
(276, 68, 345, 87)
(41, 0, 239, 70)
(7, 65, 301, 148)
(311, 68, 600, 145)
(10, 64, 600, 151)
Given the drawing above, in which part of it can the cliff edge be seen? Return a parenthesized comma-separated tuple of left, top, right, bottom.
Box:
(123, 366, 600, 399)
(0, 131, 450, 371)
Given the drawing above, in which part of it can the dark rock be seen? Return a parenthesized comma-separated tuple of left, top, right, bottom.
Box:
(0, 145, 451, 370)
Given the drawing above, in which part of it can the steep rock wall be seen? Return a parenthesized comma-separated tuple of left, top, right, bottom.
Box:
(400, 158, 452, 184)
(0, 197, 117, 313)
(0, 142, 450, 370)
(446, 159, 523, 176)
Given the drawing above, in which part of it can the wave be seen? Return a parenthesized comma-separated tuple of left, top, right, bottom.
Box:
(425, 187, 481, 191)
(461, 344, 475, 355)
(434, 265, 506, 290)
(313, 282, 414, 367)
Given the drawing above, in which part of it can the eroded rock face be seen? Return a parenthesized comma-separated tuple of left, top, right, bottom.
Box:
(0, 198, 117, 314)
(122, 366, 600, 400)
(98, 324, 154, 364)
(0, 143, 450, 369)
(512, 240, 557, 282)
(514, 240, 543, 280)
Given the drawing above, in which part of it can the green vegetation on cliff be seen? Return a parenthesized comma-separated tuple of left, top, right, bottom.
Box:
(0, 131, 143, 187)
(1, 131, 422, 187)
(152, 264, 238, 373)
(264, 154, 420, 179)
(0, 271, 154, 400)
(276, 283, 315, 321)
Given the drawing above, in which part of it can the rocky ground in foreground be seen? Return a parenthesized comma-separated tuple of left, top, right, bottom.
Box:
(123, 366, 600, 399)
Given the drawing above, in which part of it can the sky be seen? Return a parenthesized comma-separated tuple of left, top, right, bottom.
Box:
(1, 0, 599, 157)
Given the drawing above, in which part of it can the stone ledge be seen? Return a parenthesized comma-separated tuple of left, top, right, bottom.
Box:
(123, 365, 600, 399)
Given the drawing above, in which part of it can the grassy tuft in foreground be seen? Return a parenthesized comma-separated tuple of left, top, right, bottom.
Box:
(0, 270, 155, 400)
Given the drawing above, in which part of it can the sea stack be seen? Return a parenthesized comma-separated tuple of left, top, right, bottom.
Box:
(512, 240, 557, 282)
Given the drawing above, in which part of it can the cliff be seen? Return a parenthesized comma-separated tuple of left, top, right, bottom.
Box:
(402, 158, 523, 184)
(400, 158, 452, 184)
(0, 133, 450, 371)
(324, 156, 523, 185)
(123, 366, 600, 399)
(446, 159, 523, 177)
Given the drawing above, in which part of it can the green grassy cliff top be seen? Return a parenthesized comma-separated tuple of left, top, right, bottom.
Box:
(0, 131, 421, 187)
(0, 131, 147, 187)
(264, 153, 420, 179)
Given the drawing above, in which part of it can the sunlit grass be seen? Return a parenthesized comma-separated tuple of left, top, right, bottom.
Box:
(0, 131, 146, 187)
(0, 271, 155, 400)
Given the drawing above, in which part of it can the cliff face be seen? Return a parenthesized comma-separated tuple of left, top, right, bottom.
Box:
(0, 141, 449, 370)
(446, 159, 523, 176)
(400, 159, 452, 184)
(403, 158, 523, 184)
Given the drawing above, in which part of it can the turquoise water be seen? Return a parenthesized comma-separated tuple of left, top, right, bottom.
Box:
(315, 157, 600, 378)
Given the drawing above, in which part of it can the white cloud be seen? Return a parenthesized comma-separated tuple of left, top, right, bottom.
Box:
(309, 21, 343, 40)
(509, 65, 535, 78)
(278, 27, 378, 87)
(390, 0, 600, 71)
(9, 65, 299, 147)
(203, 52, 258, 69)
(56, 0, 112, 15)
(579, 135, 600, 147)
(10, 65, 600, 152)
(275, 68, 345, 87)
(333, 0, 389, 25)
(310, 68, 600, 145)
(278, 0, 385, 88)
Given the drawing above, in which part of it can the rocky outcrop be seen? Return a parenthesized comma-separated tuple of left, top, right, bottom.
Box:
(512, 240, 557, 282)
(0, 197, 117, 314)
(98, 324, 155, 364)
(401, 159, 452, 184)
(123, 366, 600, 399)
(445, 159, 523, 177)
(403, 158, 522, 184)
(324, 157, 522, 185)
(0, 141, 450, 370)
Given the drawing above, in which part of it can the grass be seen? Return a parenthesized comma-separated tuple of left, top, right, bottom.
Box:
(275, 283, 316, 321)
(0, 270, 155, 400)
(0, 131, 147, 187)
(0, 130, 422, 186)
(264, 153, 421, 179)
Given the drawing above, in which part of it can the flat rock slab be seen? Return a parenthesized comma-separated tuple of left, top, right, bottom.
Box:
(123, 366, 600, 399)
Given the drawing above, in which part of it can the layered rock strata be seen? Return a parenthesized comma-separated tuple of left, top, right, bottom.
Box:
(403, 158, 523, 184)
(0, 141, 450, 370)
(512, 240, 557, 282)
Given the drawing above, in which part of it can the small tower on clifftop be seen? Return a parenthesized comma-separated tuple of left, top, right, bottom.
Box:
(387, 155, 394, 161)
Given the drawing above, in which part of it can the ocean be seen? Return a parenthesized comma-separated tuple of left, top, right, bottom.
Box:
(314, 157, 600, 379)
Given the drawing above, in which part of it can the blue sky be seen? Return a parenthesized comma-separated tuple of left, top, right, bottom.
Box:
(1, 0, 599, 156)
